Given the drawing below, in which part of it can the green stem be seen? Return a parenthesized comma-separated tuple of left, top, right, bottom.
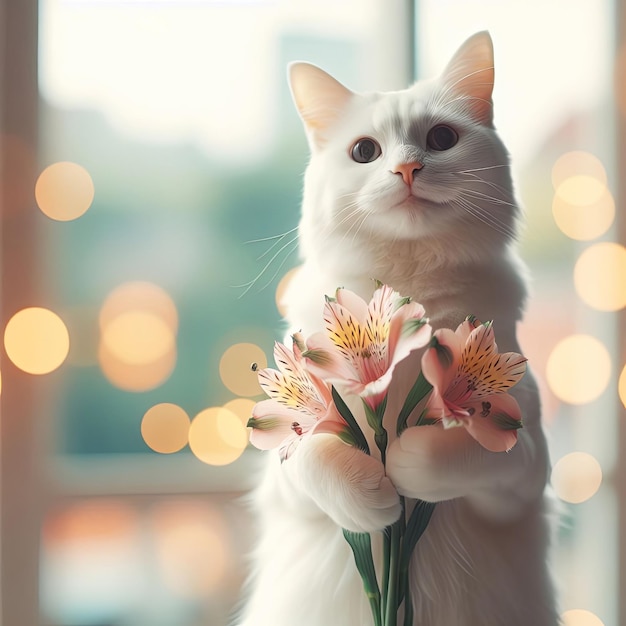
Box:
(381, 528, 390, 618)
(403, 592, 414, 626)
(384, 519, 402, 626)
(343, 529, 382, 626)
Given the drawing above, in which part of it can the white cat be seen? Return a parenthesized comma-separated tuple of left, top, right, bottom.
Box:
(234, 31, 559, 626)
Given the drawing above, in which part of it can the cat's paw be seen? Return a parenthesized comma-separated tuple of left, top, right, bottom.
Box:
(295, 434, 402, 533)
(386, 425, 470, 502)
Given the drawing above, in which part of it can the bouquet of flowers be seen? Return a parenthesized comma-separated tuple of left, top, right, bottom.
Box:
(247, 283, 527, 626)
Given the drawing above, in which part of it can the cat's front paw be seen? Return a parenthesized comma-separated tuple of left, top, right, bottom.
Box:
(386, 424, 470, 502)
(295, 434, 402, 533)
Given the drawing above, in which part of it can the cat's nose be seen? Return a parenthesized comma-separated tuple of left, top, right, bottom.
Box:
(392, 161, 424, 186)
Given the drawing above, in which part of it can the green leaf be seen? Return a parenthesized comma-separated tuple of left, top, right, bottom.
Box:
(331, 387, 370, 455)
(364, 400, 383, 434)
(396, 372, 433, 436)
(343, 529, 382, 626)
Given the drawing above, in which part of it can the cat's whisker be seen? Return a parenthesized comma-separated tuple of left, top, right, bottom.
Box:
(456, 173, 511, 199)
(255, 240, 300, 294)
(453, 196, 516, 239)
(245, 226, 299, 245)
(460, 189, 517, 208)
(455, 164, 509, 174)
(321, 202, 364, 240)
(235, 235, 299, 298)
(246, 226, 298, 261)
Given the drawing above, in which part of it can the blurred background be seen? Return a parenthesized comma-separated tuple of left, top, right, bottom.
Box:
(1, 0, 624, 624)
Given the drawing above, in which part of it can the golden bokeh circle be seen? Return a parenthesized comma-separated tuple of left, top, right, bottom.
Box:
(561, 609, 605, 626)
(619, 364, 626, 409)
(98, 341, 176, 392)
(574, 242, 626, 311)
(223, 398, 256, 427)
(101, 310, 175, 365)
(4, 307, 70, 374)
(551, 151, 607, 190)
(35, 161, 95, 221)
(219, 342, 267, 396)
(552, 187, 614, 241)
(188, 407, 248, 466)
(141, 403, 190, 454)
(554, 175, 606, 207)
(551, 452, 603, 504)
(99, 281, 178, 334)
(545, 335, 611, 405)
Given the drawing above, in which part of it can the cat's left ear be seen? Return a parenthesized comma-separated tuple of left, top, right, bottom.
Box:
(288, 62, 354, 147)
(440, 31, 495, 126)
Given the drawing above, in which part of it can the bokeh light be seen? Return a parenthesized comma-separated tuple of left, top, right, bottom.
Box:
(552, 187, 614, 241)
(98, 282, 179, 391)
(99, 341, 176, 392)
(188, 407, 248, 466)
(101, 311, 175, 365)
(151, 501, 229, 597)
(552, 150, 615, 241)
(99, 282, 178, 334)
(223, 398, 256, 427)
(141, 403, 190, 454)
(574, 243, 626, 311)
(551, 151, 607, 189)
(619, 364, 626, 409)
(552, 452, 603, 504)
(551, 152, 613, 241)
(4, 307, 70, 374)
(219, 342, 267, 397)
(275, 266, 301, 317)
(43, 499, 139, 544)
(561, 609, 605, 626)
(545, 335, 611, 405)
(35, 161, 95, 221)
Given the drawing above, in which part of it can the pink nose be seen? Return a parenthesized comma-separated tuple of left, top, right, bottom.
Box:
(392, 161, 424, 186)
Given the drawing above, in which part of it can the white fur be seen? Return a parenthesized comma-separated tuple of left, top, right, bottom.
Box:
(234, 32, 559, 626)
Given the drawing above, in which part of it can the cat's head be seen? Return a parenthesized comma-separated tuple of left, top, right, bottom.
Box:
(289, 31, 519, 261)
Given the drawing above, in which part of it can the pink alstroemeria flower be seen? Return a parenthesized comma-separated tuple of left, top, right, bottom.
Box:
(421, 317, 526, 452)
(304, 284, 432, 410)
(247, 336, 347, 460)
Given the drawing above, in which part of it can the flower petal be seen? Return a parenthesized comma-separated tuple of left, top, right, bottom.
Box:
(304, 332, 357, 383)
(336, 288, 369, 325)
(461, 323, 498, 376)
(455, 315, 482, 345)
(463, 393, 522, 452)
(421, 328, 462, 392)
(258, 342, 328, 414)
(248, 400, 313, 450)
(323, 299, 368, 359)
(388, 299, 429, 360)
(472, 351, 528, 397)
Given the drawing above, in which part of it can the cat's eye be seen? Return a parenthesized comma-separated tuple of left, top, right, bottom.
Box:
(426, 125, 459, 151)
(350, 138, 382, 163)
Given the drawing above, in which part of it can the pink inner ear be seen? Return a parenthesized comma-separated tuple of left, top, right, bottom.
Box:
(440, 31, 495, 126)
(288, 62, 354, 145)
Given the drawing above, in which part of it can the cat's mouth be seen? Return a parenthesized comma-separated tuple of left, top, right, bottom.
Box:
(391, 192, 434, 212)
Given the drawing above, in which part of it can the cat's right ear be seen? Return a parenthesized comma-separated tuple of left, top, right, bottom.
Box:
(288, 62, 354, 148)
